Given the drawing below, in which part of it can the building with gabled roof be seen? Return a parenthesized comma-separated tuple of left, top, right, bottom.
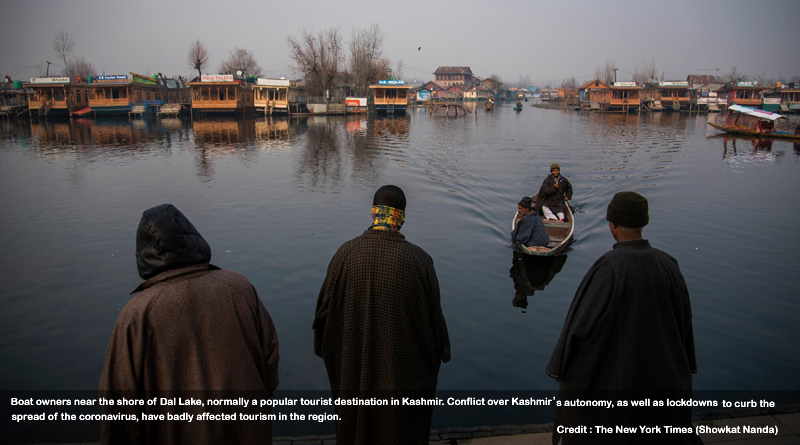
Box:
(434, 67, 474, 88)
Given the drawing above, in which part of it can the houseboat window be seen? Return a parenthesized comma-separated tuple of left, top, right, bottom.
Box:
(76, 91, 81, 103)
(229, 88, 236, 100)
(201, 88, 209, 101)
(105, 89, 111, 99)
(279, 90, 286, 100)
(54, 90, 63, 100)
(112, 89, 121, 99)
(146, 92, 151, 100)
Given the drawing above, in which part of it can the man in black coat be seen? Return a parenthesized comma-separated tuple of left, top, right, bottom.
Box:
(546, 192, 700, 445)
(536, 163, 573, 221)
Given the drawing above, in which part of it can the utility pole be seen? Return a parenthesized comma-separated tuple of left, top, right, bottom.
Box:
(46, 61, 52, 77)
(614, 68, 618, 84)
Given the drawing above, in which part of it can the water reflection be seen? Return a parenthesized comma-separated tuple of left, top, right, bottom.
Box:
(509, 252, 568, 311)
(714, 135, 785, 164)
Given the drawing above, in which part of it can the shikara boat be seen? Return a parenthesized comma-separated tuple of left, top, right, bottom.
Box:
(511, 195, 574, 256)
(708, 104, 800, 140)
(514, 102, 523, 111)
(486, 101, 494, 111)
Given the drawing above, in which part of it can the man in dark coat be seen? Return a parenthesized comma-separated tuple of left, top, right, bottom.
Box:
(99, 204, 279, 445)
(512, 196, 550, 248)
(546, 192, 700, 445)
(536, 163, 573, 221)
(314, 185, 451, 445)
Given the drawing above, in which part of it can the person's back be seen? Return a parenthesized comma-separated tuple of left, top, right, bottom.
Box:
(99, 204, 279, 445)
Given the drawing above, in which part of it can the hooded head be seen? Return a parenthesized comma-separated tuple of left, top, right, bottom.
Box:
(135, 204, 211, 280)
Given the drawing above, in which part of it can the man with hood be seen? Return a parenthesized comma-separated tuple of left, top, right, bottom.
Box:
(536, 164, 573, 221)
(545, 192, 699, 445)
(314, 185, 451, 445)
(99, 204, 279, 444)
(512, 196, 550, 249)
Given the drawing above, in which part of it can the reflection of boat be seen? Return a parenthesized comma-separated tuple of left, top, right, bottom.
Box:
(510, 252, 568, 308)
(511, 194, 574, 256)
(708, 104, 799, 140)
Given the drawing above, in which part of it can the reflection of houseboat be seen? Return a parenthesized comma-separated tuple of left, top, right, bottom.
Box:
(25, 77, 90, 118)
(192, 119, 256, 144)
(369, 80, 411, 114)
(253, 78, 290, 115)
(254, 119, 291, 142)
(186, 75, 256, 115)
(658, 81, 690, 111)
(86, 73, 165, 116)
(719, 81, 767, 108)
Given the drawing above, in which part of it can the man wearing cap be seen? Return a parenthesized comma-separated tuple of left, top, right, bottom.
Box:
(546, 192, 699, 445)
(512, 196, 550, 248)
(99, 204, 280, 444)
(314, 185, 451, 445)
(535, 164, 573, 221)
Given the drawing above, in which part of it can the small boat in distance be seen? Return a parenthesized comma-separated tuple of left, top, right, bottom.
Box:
(486, 100, 494, 111)
(514, 101, 523, 111)
(708, 104, 800, 140)
(511, 194, 574, 256)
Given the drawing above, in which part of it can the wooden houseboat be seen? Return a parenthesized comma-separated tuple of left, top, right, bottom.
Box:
(658, 81, 691, 111)
(25, 77, 90, 118)
(596, 82, 641, 112)
(253, 77, 290, 115)
(464, 86, 490, 101)
(369, 80, 411, 114)
(186, 74, 255, 115)
(1, 80, 28, 118)
(779, 83, 800, 113)
(719, 81, 767, 108)
(577, 80, 610, 110)
(689, 83, 727, 112)
(85, 73, 165, 116)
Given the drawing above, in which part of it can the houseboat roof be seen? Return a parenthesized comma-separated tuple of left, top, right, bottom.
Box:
(687, 75, 717, 86)
(577, 80, 610, 90)
(719, 82, 766, 92)
(691, 83, 725, 92)
(434, 66, 473, 75)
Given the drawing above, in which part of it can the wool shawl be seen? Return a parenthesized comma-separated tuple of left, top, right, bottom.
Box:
(536, 174, 573, 215)
(546, 240, 699, 444)
(314, 229, 450, 445)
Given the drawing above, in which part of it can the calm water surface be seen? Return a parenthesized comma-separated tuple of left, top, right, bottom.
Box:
(2, 105, 799, 398)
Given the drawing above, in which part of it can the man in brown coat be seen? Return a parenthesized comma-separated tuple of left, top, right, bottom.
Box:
(99, 204, 279, 444)
(314, 185, 451, 445)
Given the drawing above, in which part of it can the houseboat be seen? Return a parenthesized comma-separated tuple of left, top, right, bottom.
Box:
(719, 81, 767, 108)
(369, 80, 411, 114)
(186, 74, 256, 115)
(658, 81, 691, 111)
(577, 79, 610, 110)
(86, 73, 165, 116)
(253, 77, 290, 115)
(598, 82, 641, 112)
(689, 84, 727, 112)
(25, 77, 90, 118)
(1, 79, 28, 118)
(464, 86, 490, 101)
(779, 83, 800, 113)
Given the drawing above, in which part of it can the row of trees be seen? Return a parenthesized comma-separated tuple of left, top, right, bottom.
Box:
(188, 39, 262, 78)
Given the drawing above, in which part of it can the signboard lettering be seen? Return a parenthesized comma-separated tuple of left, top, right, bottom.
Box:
(613, 82, 637, 87)
(659, 81, 688, 87)
(96, 75, 129, 81)
(379, 80, 405, 85)
(257, 78, 291, 87)
(28, 77, 70, 84)
(202, 74, 234, 82)
(737, 81, 758, 87)
(345, 97, 367, 107)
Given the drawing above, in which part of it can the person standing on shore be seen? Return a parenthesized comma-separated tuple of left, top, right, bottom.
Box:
(99, 204, 279, 444)
(536, 164, 573, 221)
(546, 192, 699, 445)
(314, 185, 451, 445)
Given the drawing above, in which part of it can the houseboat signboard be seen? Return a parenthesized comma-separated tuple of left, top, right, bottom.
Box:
(29, 77, 70, 84)
(257, 78, 290, 87)
(379, 80, 405, 85)
(613, 82, 637, 87)
(201, 74, 234, 82)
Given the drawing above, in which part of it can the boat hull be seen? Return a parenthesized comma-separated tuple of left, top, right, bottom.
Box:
(511, 195, 574, 256)
(708, 122, 800, 140)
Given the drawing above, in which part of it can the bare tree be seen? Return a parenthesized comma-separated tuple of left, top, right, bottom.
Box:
(219, 47, 262, 77)
(753, 73, 772, 86)
(395, 59, 404, 80)
(288, 27, 345, 97)
(53, 29, 76, 79)
(69, 55, 96, 81)
(633, 57, 660, 86)
(726, 66, 747, 84)
(561, 77, 577, 89)
(346, 24, 384, 97)
(518, 74, 532, 89)
(489, 73, 503, 83)
(187, 39, 209, 79)
(595, 60, 616, 84)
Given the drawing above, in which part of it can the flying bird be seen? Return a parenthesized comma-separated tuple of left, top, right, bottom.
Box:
(418, 47, 421, 51)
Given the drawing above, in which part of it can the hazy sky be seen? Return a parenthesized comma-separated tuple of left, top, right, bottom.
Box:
(2, 0, 798, 86)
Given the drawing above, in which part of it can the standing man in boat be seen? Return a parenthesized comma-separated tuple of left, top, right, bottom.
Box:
(99, 204, 280, 444)
(536, 163, 573, 221)
(546, 192, 699, 445)
(512, 196, 550, 248)
(314, 185, 451, 445)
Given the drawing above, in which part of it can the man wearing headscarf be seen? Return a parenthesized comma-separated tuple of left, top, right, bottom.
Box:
(99, 204, 279, 444)
(314, 185, 451, 445)
(546, 192, 700, 445)
(536, 164, 573, 221)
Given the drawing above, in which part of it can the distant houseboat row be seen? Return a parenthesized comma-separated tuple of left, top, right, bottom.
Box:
(2, 73, 414, 119)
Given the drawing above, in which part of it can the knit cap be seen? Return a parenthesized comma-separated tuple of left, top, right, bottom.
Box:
(518, 196, 533, 209)
(550, 163, 560, 171)
(606, 191, 649, 228)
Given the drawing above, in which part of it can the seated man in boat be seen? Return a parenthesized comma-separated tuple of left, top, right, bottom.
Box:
(512, 196, 550, 248)
(536, 163, 573, 221)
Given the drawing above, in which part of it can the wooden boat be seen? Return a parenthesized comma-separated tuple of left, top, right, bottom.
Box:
(485, 101, 494, 111)
(511, 195, 574, 256)
(514, 102, 523, 111)
(708, 104, 800, 140)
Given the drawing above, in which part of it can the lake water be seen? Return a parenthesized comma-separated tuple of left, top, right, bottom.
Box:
(2, 105, 799, 401)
